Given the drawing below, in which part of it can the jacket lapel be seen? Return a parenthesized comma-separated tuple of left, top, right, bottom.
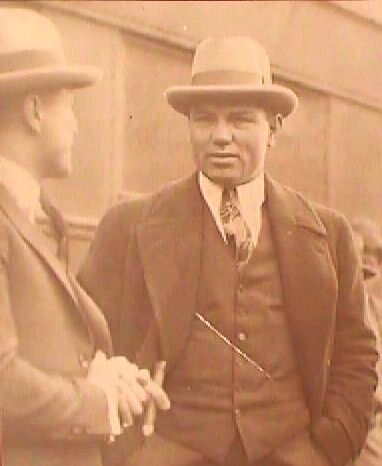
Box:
(266, 176, 338, 414)
(136, 174, 203, 370)
(0, 185, 77, 303)
(68, 276, 113, 356)
(0, 185, 114, 356)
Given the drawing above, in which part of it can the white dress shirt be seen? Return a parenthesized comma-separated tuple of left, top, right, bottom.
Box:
(198, 171, 265, 248)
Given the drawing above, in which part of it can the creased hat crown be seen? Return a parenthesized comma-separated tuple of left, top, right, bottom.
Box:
(192, 37, 271, 85)
(165, 36, 298, 117)
(0, 8, 64, 57)
(0, 7, 101, 93)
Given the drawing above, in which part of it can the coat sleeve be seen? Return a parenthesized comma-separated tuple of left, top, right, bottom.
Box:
(311, 214, 378, 466)
(0, 224, 112, 442)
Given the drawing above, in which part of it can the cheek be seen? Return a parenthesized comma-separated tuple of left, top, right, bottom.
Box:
(243, 130, 268, 163)
(190, 128, 210, 157)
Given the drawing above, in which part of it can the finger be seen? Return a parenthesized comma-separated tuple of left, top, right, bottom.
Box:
(117, 397, 133, 428)
(116, 369, 148, 402)
(137, 369, 150, 386)
(110, 357, 139, 376)
(119, 387, 144, 416)
(125, 379, 148, 403)
(145, 382, 170, 411)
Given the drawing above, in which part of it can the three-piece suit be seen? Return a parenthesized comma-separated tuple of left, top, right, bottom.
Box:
(79, 173, 378, 466)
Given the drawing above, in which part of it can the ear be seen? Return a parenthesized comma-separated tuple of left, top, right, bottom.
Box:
(23, 94, 43, 133)
(267, 113, 283, 147)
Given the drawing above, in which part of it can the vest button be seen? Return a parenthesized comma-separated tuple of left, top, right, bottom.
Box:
(238, 332, 247, 342)
(238, 284, 244, 293)
(234, 408, 241, 417)
(237, 306, 247, 315)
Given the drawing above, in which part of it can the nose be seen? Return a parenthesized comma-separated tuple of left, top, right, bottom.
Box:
(211, 118, 232, 147)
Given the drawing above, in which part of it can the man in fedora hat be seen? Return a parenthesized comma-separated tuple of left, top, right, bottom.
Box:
(0, 8, 169, 466)
(79, 37, 377, 466)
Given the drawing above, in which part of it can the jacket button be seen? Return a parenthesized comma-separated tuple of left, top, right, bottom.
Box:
(237, 306, 247, 315)
(234, 408, 241, 417)
(79, 354, 90, 369)
(71, 425, 86, 435)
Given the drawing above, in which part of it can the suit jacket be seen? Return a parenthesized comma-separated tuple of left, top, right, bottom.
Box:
(0, 185, 114, 466)
(79, 173, 378, 466)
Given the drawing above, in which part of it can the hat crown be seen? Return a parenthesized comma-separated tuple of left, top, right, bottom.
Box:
(0, 8, 64, 58)
(192, 37, 271, 85)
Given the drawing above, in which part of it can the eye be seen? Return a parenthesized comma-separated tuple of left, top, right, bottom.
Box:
(230, 113, 258, 126)
(191, 112, 216, 124)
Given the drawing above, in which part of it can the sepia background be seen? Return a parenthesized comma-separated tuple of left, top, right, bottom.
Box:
(4, 0, 382, 270)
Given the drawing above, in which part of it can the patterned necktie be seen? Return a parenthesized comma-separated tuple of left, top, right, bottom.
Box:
(40, 190, 69, 270)
(220, 187, 254, 267)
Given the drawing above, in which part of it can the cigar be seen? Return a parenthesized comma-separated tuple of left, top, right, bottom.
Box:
(142, 361, 166, 437)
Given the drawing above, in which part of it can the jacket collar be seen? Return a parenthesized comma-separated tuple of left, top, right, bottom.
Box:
(0, 184, 77, 303)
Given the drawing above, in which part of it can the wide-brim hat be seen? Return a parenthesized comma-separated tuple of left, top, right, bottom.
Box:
(0, 8, 101, 95)
(166, 37, 297, 117)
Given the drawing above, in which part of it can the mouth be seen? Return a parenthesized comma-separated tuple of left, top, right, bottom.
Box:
(207, 152, 239, 161)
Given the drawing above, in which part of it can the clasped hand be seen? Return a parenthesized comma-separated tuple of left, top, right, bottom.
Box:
(88, 351, 170, 428)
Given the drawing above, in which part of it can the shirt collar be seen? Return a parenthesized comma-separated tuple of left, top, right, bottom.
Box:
(236, 172, 265, 236)
(198, 171, 265, 241)
(0, 157, 41, 222)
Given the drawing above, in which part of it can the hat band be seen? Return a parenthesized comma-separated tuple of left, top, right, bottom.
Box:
(0, 49, 64, 74)
(191, 70, 268, 86)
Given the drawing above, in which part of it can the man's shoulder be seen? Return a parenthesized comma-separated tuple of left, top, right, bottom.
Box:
(270, 178, 349, 234)
(98, 174, 196, 233)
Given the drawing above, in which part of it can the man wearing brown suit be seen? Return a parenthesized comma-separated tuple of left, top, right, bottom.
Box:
(79, 37, 377, 466)
(0, 8, 169, 466)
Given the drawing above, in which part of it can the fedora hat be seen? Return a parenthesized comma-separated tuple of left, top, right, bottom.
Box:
(0, 8, 101, 94)
(166, 36, 297, 117)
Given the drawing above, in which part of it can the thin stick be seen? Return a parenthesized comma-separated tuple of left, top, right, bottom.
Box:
(195, 313, 271, 379)
(142, 361, 166, 436)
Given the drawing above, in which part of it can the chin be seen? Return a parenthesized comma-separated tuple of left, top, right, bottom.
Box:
(205, 170, 242, 187)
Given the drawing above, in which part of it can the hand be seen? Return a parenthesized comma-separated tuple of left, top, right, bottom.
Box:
(107, 357, 170, 425)
(87, 352, 144, 427)
(87, 352, 170, 427)
(137, 367, 170, 411)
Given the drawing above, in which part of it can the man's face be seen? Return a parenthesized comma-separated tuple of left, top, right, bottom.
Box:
(39, 89, 78, 178)
(189, 103, 270, 187)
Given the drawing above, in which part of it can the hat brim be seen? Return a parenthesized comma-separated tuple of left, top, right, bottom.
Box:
(0, 65, 102, 94)
(165, 84, 298, 117)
